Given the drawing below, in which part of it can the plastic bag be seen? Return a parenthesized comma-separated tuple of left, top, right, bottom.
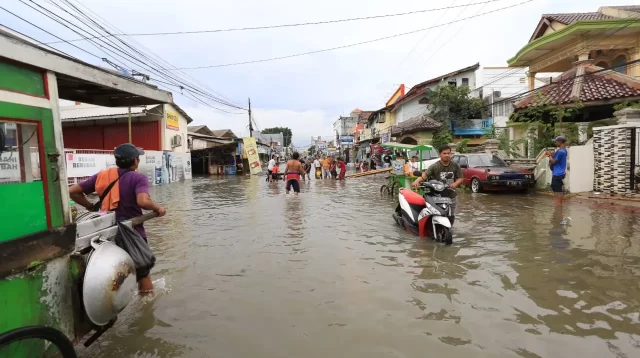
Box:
(114, 222, 156, 280)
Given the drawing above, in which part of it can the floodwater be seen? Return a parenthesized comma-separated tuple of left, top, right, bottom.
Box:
(78, 174, 640, 358)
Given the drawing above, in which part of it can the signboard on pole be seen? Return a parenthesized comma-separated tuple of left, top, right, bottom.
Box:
(340, 135, 354, 144)
(243, 137, 262, 175)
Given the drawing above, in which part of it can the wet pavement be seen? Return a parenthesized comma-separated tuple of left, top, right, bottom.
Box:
(78, 174, 640, 358)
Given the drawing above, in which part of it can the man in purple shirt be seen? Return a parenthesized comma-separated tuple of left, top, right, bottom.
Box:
(69, 143, 166, 294)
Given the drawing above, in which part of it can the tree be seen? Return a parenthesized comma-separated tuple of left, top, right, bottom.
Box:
(262, 127, 293, 147)
(308, 145, 316, 154)
(427, 85, 485, 150)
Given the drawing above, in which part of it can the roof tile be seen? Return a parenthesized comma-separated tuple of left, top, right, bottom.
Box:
(391, 114, 441, 135)
(543, 12, 614, 24)
(514, 63, 640, 109)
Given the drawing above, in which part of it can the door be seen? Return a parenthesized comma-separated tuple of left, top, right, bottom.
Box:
(458, 156, 471, 186)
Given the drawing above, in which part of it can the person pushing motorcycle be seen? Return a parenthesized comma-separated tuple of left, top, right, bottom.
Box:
(412, 145, 463, 225)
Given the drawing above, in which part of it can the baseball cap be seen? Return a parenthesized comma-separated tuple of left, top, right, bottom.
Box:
(114, 143, 144, 160)
(554, 136, 567, 143)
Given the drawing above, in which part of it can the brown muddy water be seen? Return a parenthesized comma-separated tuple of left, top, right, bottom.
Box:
(77, 175, 640, 358)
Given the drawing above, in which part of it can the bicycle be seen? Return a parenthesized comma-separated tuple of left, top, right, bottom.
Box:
(0, 325, 77, 358)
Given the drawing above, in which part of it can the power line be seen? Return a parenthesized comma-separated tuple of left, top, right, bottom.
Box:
(169, 0, 533, 70)
(54, 0, 245, 110)
(67, 0, 243, 109)
(48, 0, 505, 43)
(0, 5, 102, 60)
(17, 0, 245, 112)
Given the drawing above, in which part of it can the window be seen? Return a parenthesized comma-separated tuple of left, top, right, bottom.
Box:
(418, 97, 429, 104)
(468, 154, 507, 168)
(1, 121, 41, 184)
(448, 80, 457, 87)
(612, 55, 626, 74)
(458, 157, 468, 167)
(452, 156, 460, 164)
(461, 78, 469, 87)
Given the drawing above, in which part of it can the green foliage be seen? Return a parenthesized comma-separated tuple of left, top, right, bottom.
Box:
(510, 92, 583, 127)
(262, 127, 293, 147)
(482, 124, 526, 158)
(308, 145, 316, 154)
(431, 128, 452, 151)
(456, 139, 470, 153)
(427, 84, 485, 130)
(613, 101, 640, 111)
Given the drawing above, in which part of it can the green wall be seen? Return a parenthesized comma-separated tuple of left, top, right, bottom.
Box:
(0, 62, 45, 97)
(0, 183, 47, 242)
(0, 102, 63, 233)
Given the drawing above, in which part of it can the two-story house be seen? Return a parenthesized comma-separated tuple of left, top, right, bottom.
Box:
(507, 5, 640, 156)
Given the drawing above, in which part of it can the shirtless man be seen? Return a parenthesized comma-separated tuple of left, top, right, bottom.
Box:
(284, 152, 303, 196)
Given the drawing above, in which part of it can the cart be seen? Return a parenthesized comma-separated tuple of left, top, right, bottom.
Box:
(378, 142, 435, 197)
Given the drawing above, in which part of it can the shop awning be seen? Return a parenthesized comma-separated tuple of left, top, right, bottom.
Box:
(381, 142, 434, 151)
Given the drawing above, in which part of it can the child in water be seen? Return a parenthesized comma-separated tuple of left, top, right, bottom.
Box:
(270, 163, 279, 182)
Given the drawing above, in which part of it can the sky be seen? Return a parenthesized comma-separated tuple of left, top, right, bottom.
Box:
(0, 0, 627, 148)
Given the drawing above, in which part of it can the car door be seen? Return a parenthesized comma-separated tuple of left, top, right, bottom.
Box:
(458, 156, 472, 186)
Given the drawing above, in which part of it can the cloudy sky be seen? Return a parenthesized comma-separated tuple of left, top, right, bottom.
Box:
(0, 0, 622, 147)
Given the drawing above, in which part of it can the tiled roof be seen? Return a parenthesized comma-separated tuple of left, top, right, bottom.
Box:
(391, 114, 441, 135)
(514, 63, 640, 110)
(543, 12, 614, 24)
(358, 111, 374, 122)
(392, 63, 480, 109)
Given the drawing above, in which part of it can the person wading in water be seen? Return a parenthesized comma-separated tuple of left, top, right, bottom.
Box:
(284, 152, 303, 196)
(68, 143, 166, 295)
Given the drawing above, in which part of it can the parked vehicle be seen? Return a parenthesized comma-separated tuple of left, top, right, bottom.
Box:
(453, 154, 535, 193)
(393, 181, 454, 245)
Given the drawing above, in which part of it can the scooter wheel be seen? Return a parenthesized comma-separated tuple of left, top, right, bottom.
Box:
(444, 229, 453, 245)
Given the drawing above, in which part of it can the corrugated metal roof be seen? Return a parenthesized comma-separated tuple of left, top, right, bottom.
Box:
(60, 104, 160, 120)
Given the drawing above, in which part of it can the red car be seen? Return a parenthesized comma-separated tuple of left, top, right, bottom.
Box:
(453, 154, 535, 193)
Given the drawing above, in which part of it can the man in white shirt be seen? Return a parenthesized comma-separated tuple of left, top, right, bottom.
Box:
(313, 157, 321, 179)
(267, 155, 277, 180)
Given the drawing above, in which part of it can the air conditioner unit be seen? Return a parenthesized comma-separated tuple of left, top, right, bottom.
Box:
(493, 91, 501, 99)
(171, 135, 183, 148)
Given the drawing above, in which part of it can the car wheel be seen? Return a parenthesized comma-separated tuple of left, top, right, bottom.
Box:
(471, 178, 481, 193)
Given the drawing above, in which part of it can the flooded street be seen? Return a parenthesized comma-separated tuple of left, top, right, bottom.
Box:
(79, 175, 640, 358)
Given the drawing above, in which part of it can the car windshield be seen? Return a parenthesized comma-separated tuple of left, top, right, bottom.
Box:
(468, 155, 507, 167)
(407, 149, 439, 161)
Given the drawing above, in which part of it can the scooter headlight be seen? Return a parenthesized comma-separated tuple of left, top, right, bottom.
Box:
(432, 183, 444, 191)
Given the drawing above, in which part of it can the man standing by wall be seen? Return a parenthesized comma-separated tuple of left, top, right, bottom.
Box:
(547, 136, 568, 206)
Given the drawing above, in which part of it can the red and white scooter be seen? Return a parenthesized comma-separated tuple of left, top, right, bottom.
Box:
(392, 180, 454, 245)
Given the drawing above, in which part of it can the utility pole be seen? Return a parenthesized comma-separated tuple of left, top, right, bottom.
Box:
(248, 98, 253, 137)
(128, 106, 132, 143)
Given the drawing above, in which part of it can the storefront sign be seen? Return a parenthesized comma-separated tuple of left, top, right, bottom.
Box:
(340, 135, 354, 144)
(243, 137, 262, 175)
(237, 141, 243, 156)
(166, 111, 179, 131)
(381, 132, 391, 143)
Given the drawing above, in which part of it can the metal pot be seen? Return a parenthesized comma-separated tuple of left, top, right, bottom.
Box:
(83, 237, 137, 326)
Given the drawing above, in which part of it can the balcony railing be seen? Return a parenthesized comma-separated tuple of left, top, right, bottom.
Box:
(452, 118, 493, 136)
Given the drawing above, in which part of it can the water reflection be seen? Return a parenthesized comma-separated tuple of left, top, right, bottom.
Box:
(85, 176, 640, 358)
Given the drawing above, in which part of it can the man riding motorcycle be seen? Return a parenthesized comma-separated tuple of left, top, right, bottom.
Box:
(412, 145, 463, 225)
